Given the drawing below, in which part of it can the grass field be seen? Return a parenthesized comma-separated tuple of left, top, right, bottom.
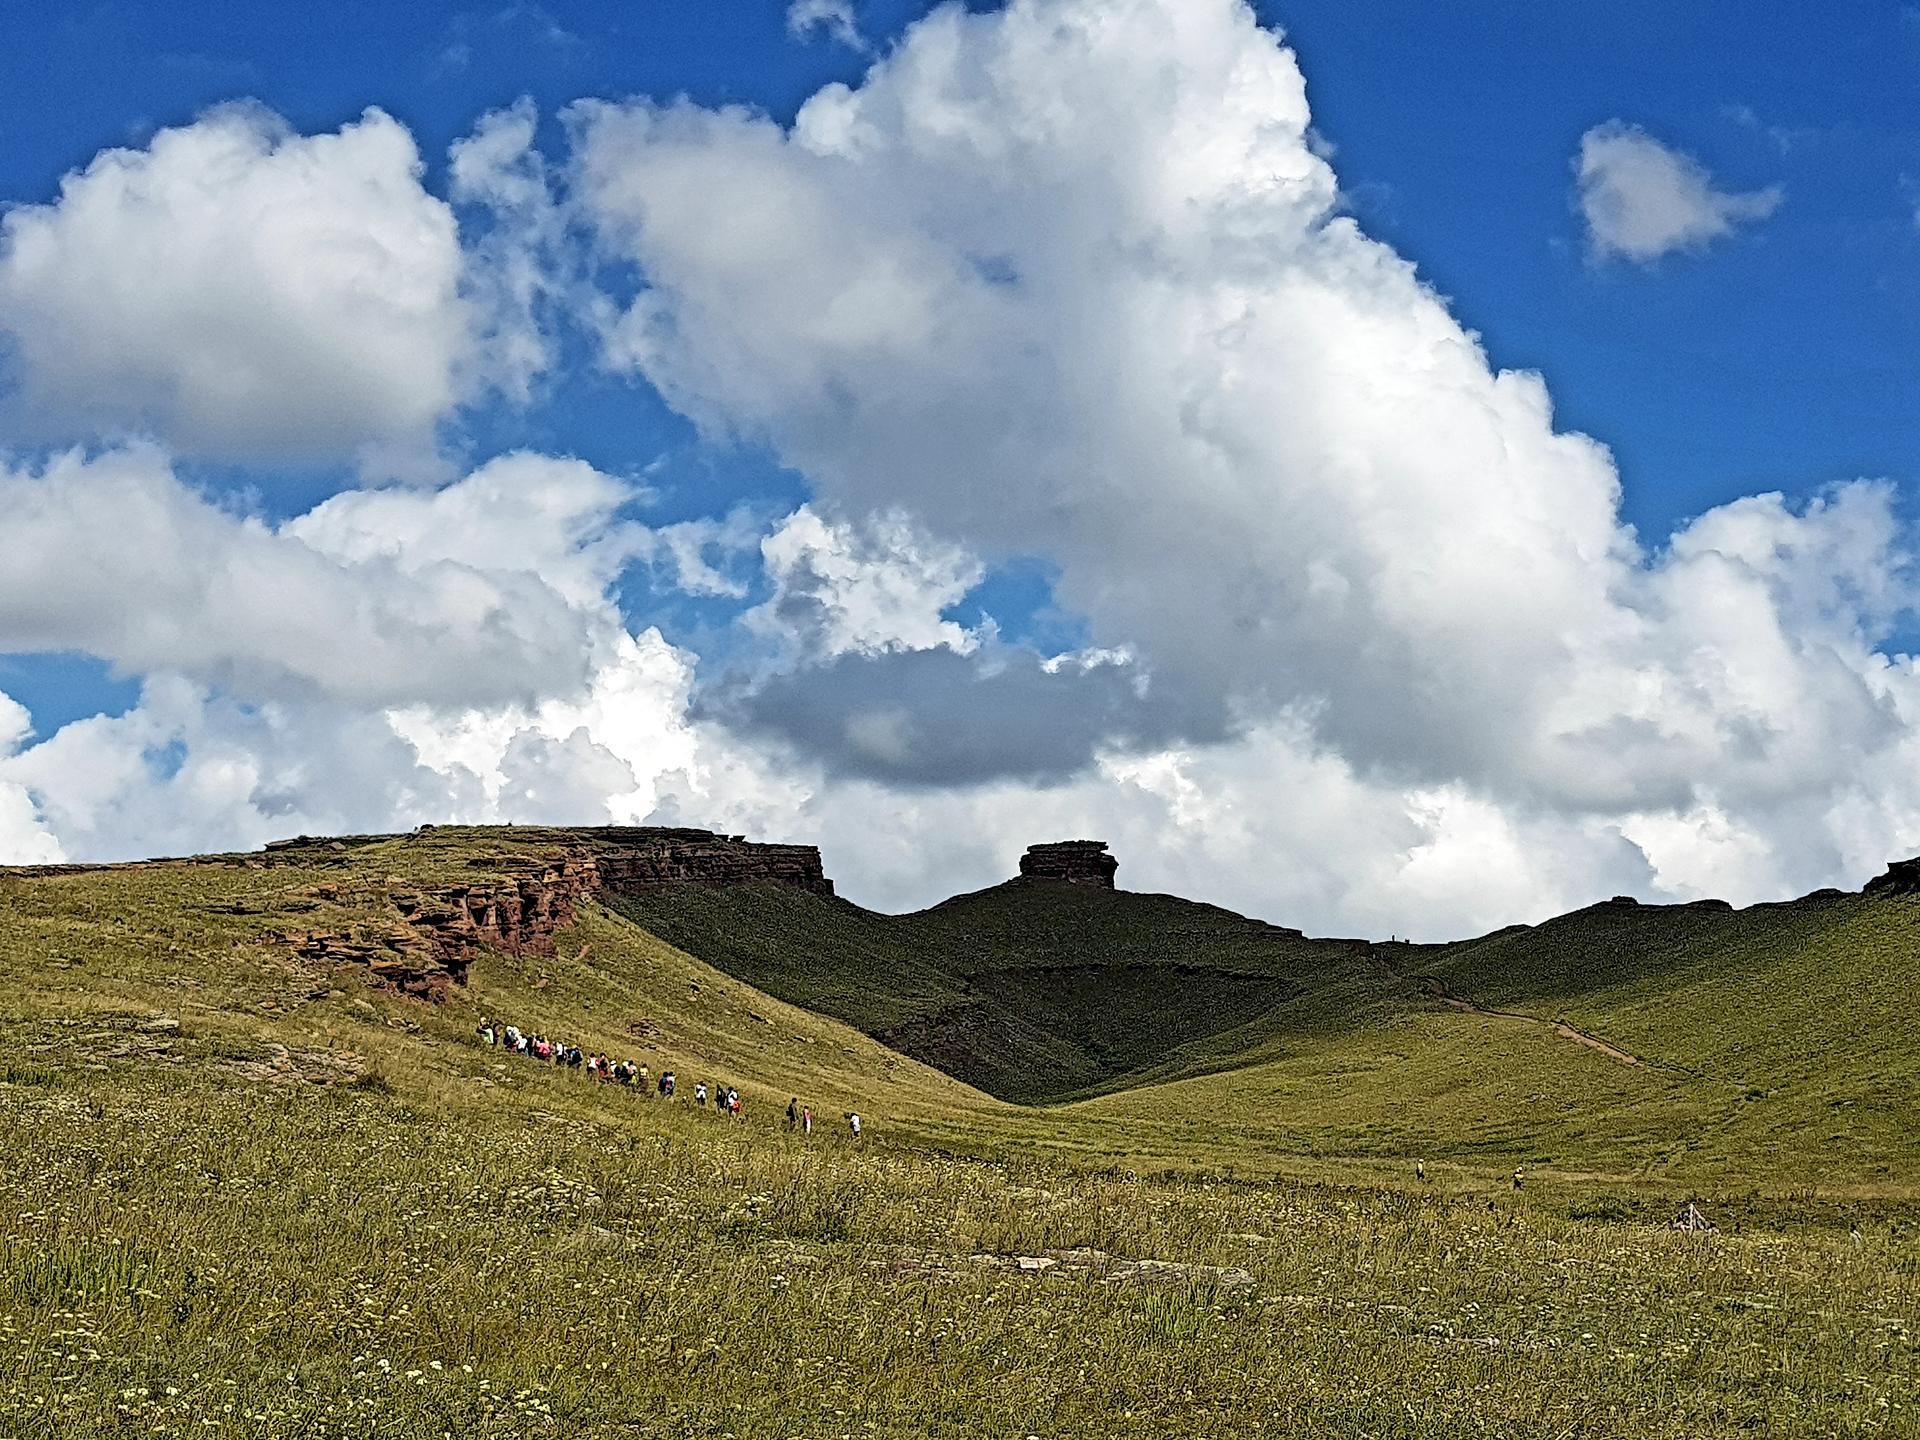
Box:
(2, 830, 1918, 1436)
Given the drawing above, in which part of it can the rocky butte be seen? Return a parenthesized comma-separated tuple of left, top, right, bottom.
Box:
(1018, 840, 1119, 888)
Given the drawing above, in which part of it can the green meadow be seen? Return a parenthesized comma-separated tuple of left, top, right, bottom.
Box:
(1, 830, 1917, 1437)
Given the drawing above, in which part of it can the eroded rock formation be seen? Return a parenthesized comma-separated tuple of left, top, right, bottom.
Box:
(271, 828, 832, 1000)
(1018, 841, 1118, 888)
(282, 855, 603, 1000)
(588, 828, 834, 897)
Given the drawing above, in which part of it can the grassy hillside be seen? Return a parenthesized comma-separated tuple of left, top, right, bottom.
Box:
(615, 877, 1389, 1102)
(3, 833, 1918, 1437)
(622, 862, 1920, 1194)
(1387, 891, 1920, 1184)
(0, 841, 992, 1135)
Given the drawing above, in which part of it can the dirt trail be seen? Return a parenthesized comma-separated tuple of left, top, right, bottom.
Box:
(1419, 980, 1643, 1067)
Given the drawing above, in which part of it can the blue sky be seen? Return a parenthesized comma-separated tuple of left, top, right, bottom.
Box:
(0, 0, 1916, 933)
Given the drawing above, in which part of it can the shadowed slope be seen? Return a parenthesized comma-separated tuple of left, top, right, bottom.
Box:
(617, 848, 1920, 1187)
(613, 876, 1392, 1103)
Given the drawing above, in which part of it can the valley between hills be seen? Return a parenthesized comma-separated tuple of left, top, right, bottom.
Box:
(2, 824, 1916, 1437)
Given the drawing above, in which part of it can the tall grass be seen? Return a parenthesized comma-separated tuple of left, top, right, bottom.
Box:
(1, 1054, 1915, 1438)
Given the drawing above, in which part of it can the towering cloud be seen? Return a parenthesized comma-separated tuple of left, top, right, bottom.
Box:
(568, 0, 1920, 914)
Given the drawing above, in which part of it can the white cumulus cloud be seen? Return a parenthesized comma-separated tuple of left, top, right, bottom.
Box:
(1576, 120, 1783, 262)
(787, 0, 867, 53)
(0, 692, 63, 864)
(0, 105, 470, 463)
(748, 506, 985, 658)
(0, 447, 641, 708)
(450, 99, 573, 405)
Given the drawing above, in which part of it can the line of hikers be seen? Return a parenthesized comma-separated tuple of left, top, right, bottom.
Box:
(476, 1018, 862, 1139)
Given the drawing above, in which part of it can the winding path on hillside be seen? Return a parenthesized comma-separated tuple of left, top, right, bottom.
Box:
(1416, 978, 1646, 1068)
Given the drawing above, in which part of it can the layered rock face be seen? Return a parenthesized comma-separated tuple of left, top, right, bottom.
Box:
(282, 855, 602, 1000)
(589, 828, 835, 897)
(271, 827, 832, 1000)
(1019, 841, 1118, 888)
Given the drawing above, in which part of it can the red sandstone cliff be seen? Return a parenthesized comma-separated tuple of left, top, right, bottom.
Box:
(266, 827, 835, 998)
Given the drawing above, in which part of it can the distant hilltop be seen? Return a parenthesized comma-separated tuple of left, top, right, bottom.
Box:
(6, 825, 837, 895)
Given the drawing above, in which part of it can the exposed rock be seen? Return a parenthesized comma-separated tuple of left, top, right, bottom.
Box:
(590, 828, 835, 897)
(1093, 1255, 1257, 1291)
(1864, 858, 1920, 898)
(897, 1247, 1255, 1291)
(290, 857, 602, 999)
(222, 1042, 367, 1085)
(1019, 840, 1118, 888)
(284, 923, 456, 1001)
(1670, 1202, 1717, 1234)
(279, 828, 832, 1001)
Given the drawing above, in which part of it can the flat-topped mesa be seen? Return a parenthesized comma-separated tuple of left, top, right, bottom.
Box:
(1019, 840, 1118, 888)
(587, 828, 834, 898)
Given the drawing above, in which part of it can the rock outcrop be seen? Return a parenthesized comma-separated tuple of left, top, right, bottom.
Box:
(588, 828, 834, 897)
(284, 855, 601, 1000)
(1018, 841, 1118, 888)
(271, 828, 833, 1000)
(1864, 857, 1920, 898)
